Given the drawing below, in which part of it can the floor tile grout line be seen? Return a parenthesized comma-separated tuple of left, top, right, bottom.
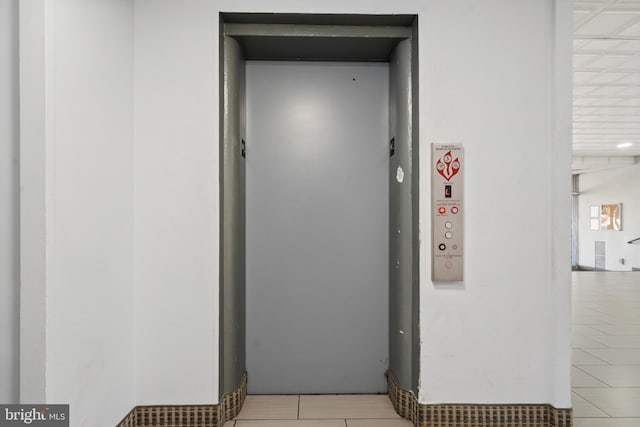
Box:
(574, 386, 640, 390)
(577, 347, 614, 366)
(587, 334, 612, 348)
(573, 364, 614, 387)
(298, 394, 301, 420)
(570, 392, 615, 419)
(571, 273, 640, 423)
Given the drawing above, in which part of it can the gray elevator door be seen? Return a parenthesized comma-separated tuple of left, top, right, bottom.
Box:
(246, 61, 389, 394)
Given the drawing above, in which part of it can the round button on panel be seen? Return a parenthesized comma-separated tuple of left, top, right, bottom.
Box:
(445, 231, 453, 239)
(438, 243, 446, 251)
(445, 221, 452, 229)
(451, 206, 459, 214)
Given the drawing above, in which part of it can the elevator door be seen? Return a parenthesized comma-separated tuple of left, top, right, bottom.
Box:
(246, 61, 389, 394)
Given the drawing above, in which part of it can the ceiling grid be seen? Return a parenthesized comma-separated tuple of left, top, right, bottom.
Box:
(574, 0, 640, 156)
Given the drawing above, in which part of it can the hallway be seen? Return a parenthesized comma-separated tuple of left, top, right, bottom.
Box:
(572, 271, 640, 426)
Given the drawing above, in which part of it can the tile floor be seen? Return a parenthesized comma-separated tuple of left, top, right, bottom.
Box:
(223, 394, 412, 427)
(572, 271, 640, 427)
(226, 271, 640, 427)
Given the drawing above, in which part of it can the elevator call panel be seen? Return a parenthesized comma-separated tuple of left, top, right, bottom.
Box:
(432, 144, 464, 282)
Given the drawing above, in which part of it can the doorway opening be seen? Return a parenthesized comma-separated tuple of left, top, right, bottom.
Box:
(219, 13, 419, 398)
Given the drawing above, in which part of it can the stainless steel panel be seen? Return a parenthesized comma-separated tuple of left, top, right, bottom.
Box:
(246, 61, 389, 394)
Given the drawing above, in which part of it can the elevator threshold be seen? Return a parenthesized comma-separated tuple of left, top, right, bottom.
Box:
(229, 394, 411, 426)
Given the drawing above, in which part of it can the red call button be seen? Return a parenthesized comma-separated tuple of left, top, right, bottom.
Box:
(438, 207, 446, 215)
(451, 206, 459, 214)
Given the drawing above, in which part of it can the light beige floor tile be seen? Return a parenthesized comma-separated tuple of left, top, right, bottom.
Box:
(598, 316, 640, 325)
(593, 324, 640, 335)
(347, 419, 413, 426)
(572, 367, 609, 387)
(573, 349, 608, 365)
(584, 348, 640, 365)
(571, 260, 640, 427)
(236, 395, 299, 420)
(572, 335, 608, 349)
(578, 366, 640, 387)
(299, 395, 399, 419)
(223, 422, 236, 427)
(574, 418, 640, 427)
(589, 335, 640, 349)
(574, 388, 640, 417)
(573, 325, 608, 336)
(602, 318, 640, 326)
(572, 317, 608, 326)
(236, 421, 345, 427)
(571, 392, 610, 417)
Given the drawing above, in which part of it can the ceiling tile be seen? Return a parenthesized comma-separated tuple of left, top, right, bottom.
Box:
(618, 17, 640, 36)
(611, 73, 640, 84)
(622, 86, 640, 96)
(574, 10, 594, 26)
(573, 1, 640, 156)
(575, 12, 640, 36)
(588, 72, 632, 84)
(573, 106, 602, 114)
(574, 54, 600, 68)
(574, 97, 626, 107)
(575, 114, 637, 122)
(586, 86, 626, 96)
(616, 40, 640, 52)
(577, 39, 624, 51)
(574, 71, 601, 83)
(574, 40, 589, 50)
(573, 86, 600, 96)
(614, 55, 640, 71)
(586, 54, 632, 69)
(615, 97, 640, 106)
(604, 106, 640, 115)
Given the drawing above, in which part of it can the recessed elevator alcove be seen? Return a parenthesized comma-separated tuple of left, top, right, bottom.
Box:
(219, 13, 419, 398)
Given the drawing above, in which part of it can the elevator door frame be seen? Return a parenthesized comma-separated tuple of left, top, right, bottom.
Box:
(219, 13, 420, 398)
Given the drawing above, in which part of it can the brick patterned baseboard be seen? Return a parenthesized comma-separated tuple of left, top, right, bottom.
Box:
(386, 370, 572, 427)
(116, 370, 571, 427)
(116, 372, 247, 427)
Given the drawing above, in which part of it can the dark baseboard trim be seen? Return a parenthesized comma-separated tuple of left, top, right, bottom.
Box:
(576, 265, 640, 272)
(116, 370, 572, 426)
(386, 370, 572, 427)
(115, 371, 247, 427)
(575, 265, 604, 271)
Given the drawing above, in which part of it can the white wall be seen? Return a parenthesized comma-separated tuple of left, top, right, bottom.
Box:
(134, 0, 220, 404)
(578, 162, 640, 271)
(20, 0, 572, 419)
(20, 1, 135, 425)
(0, 0, 19, 404)
(420, 0, 572, 406)
(134, 0, 572, 409)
